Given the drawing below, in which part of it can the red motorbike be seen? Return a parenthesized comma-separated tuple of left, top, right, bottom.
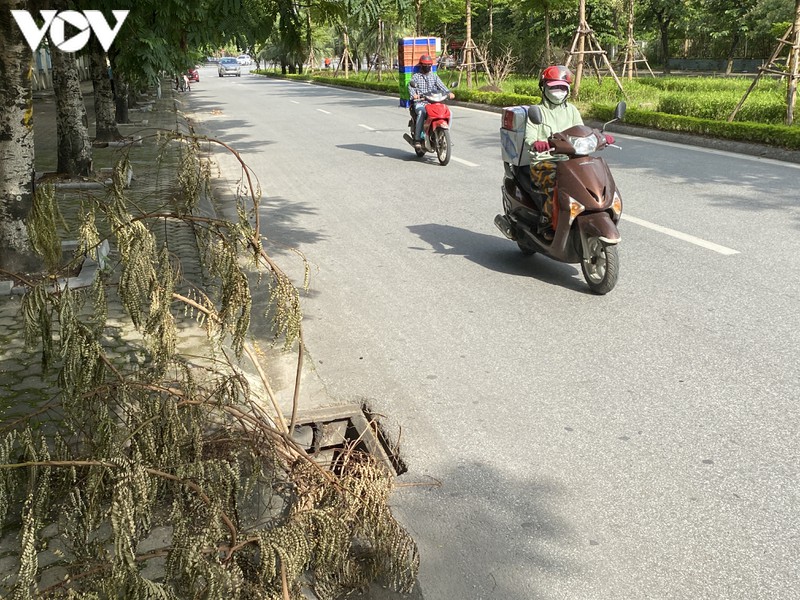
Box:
(403, 83, 455, 166)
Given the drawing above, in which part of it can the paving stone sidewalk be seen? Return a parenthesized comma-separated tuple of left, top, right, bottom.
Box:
(0, 80, 421, 599)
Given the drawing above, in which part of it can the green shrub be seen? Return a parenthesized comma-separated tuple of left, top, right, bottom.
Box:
(588, 103, 800, 149)
(456, 88, 538, 106)
(657, 90, 787, 123)
(636, 76, 783, 94)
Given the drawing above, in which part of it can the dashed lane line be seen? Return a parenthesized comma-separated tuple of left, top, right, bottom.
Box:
(623, 214, 740, 255)
(451, 156, 479, 167)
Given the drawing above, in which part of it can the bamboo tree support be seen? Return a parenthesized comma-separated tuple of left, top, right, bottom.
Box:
(305, 11, 316, 71)
(365, 19, 386, 82)
(456, 39, 488, 89)
(564, 7, 626, 98)
(618, 40, 655, 78)
(460, 0, 476, 88)
(728, 20, 800, 125)
(333, 28, 353, 79)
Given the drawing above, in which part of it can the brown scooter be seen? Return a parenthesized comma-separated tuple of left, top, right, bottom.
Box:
(495, 102, 626, 294)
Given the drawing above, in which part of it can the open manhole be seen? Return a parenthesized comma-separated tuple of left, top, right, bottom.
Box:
(290, 405, 405, 476)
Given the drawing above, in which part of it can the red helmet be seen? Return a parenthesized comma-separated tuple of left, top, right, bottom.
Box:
(418, 55, 434, 66)
(539, 65, 573, 88)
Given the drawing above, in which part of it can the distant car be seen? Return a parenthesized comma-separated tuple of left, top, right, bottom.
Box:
(218, 57, 241, 77)
(236, 54, 251, 66)
(187, 67, 199, 82)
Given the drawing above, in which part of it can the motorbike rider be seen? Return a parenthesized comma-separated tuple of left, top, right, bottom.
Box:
(524, 65, 614, 240)
(408, 55, 454, 151)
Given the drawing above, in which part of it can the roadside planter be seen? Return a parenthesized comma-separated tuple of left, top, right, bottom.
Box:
(0, 240, 110, 296)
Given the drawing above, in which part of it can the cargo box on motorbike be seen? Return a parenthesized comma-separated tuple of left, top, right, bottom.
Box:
(500, 105, 530, 167)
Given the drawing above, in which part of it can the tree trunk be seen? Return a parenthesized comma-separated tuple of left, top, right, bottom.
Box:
(0, 0, 38, 274)
(488, 0, 494, 43)
(107, 52, 130, 125)
(785, 0, 800, 125)
(466, 0, 473, 88)
(574, 0, 586, 97)
(89, 40, 120, 142)
(626, 0, 635, 80)
(660, 17, 671, 74)
(725, 32, 740, 75)
(545, 7, 551, 65)
(51, 49, 93, 176)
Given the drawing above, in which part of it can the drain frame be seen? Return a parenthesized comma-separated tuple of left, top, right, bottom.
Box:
(290, 405, 401, 475)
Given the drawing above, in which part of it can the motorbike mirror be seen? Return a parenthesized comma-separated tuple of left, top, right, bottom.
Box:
(527, 105, 544, 125)
(450, 81, 459, 89)
(409, 81, 417, 88)
(614, 101, 627, 121)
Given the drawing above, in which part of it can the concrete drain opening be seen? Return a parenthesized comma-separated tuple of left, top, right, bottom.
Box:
(291, 405, 406, 476)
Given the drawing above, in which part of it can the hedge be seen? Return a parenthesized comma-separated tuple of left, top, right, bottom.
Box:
(588, 103, 800, 150)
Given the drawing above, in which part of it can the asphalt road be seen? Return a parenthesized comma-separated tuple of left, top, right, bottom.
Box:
(186, 65, 800, 600)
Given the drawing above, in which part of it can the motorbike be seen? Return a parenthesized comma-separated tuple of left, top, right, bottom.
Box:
(494, 101, 626, 295)
(403, 82, 456, 166)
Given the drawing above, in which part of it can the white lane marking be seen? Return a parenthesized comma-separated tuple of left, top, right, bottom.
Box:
(359, 124, 376, 131)
(622, 214, 740, 255)
(290, 100, 300, 104)
(317, 109, 331, 114)
(451, 156, 479, 167)
(621, 133, 800, 170)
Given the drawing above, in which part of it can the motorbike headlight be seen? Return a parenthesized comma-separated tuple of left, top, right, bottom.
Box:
(569, 135, 598, 156)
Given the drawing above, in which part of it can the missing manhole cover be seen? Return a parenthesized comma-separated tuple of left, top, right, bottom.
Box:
(291, 405, 404, 475)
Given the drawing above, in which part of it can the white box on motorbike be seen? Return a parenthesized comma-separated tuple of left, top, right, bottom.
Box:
(500, 106, 530, 166)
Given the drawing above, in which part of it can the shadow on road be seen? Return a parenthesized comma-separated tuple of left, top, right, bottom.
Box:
(337, 143, 418, 162)
(406, 223, 589, 293)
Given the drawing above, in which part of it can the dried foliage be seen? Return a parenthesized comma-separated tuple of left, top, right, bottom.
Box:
(1, 125, 418, 598)
(481, 43, 519, 90)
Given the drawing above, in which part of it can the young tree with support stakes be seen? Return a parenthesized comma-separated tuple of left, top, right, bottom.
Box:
(729, 0, 800, 125)
(564, 0, 625, 98)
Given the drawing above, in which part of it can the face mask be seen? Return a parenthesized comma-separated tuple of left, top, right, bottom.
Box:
(420, 66, 431, 74)
(545, 88, 568, 104)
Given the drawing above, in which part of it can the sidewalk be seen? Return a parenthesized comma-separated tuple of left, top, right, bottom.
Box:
(0, 81, 421, 599)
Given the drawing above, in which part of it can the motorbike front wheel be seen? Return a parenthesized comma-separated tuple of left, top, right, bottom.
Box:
(581, 239, 619, 295)
(435, 129, 451, 165)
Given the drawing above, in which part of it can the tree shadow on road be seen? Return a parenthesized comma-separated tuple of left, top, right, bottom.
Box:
(392, 459, 584, 599)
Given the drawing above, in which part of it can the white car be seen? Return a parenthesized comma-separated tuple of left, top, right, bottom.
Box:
(218, 57, 241, 77)
(236, 55, 251, 66)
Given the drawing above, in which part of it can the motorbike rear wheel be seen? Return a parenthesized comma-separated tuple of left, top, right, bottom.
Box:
(581, 239, 619, 295)
(435, 129, 451, 165)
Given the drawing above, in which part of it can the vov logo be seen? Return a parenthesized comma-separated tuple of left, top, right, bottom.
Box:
(11, 10, 129, 53)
